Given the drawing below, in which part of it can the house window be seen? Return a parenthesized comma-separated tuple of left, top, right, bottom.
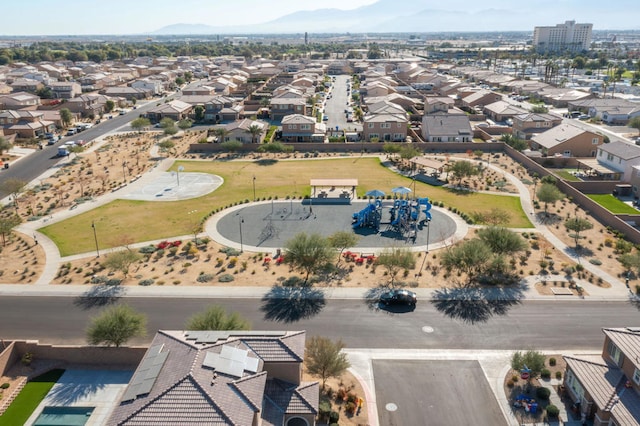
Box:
(634, 368, 640, 385)
(368, 123, 375, 129)
(536, 122, 540, 128)
(289, 124, 297, 130)
(608, 341, 623, 366)
(296, 106, 302, 111)
(565, 369, 584, 400)
(369, 133, 379, 140)
(563, 150, 571, 157)
(607, 153, 614, 161)
(592, 138, 599, 144)
(380, 123, 390, 129)
(397, 122, 402, 128)
(300, 124, 310, 130)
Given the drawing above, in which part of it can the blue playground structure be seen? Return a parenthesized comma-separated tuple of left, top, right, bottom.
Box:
(352, 199, 383, 230)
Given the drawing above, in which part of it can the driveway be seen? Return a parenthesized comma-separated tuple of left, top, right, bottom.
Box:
(373, 359, 507, 426)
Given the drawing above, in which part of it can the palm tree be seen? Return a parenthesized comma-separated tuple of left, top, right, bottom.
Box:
(246, 124, 263, 144)
(212, 127, 229, 143)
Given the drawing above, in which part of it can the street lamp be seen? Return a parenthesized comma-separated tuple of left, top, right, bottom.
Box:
(122, 161, 127, 183)
(91, 220, 100, 257)
(253, 175, 256, 201)
(239, 216, 244, 253)
(426, 218, 431, 253)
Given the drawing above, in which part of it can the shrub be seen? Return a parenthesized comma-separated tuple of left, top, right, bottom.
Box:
(139, 245, 157, 254)
(536, 387, 551, 400)
(345, 401, 357, 414)
(0, 383, 9, 389)
(540, 368, 551, 379)
(336, 388, 347, 401)
(329, 411, 340, 423)
(546, 404, 559, 418)
(506, 379, 515, 388)
(549, 357, 556, 366)
(318, 401, 331, 421)
(555, 371, 562, 380)
(196, 273, 214, 283)
(138, 279, 154, 286)
(218, 274, 234, 283)
(589, 258, 602, 265)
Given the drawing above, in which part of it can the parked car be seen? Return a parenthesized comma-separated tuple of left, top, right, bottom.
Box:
(66, 129, 77, 136)
(379, 289, 417, 306)
(323, 115, 329, 121)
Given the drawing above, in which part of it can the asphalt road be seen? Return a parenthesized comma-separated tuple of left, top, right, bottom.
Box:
(0, 297, 635, 348)
(374, 360, 507, 426)
(325, 75, 361, 134)
(0, 95, 169, 199)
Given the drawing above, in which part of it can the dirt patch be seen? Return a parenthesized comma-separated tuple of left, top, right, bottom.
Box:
(0, 231, 44, 284)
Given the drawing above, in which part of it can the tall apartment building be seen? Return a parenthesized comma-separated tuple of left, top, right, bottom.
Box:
(533, 20, 593, 53)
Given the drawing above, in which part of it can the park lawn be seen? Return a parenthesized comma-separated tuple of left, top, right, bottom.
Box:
(587, 194, 640, 214)
(40, 157, 530, 256)
(0, 369, 65, 425)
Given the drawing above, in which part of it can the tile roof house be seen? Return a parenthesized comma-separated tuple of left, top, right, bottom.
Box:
(65, 94, 110, 118)
(220, 119, 268, 144)
(362, 100, 409, 142)
(0, 109, 56, 138)
(0, 92, 41, 109)
(421, 113, 473, 142)
(108, 330, 318, 426)
(595, 141, 640, 181)
(512, 113, 563, 140)
(563, 328, 640, 426)
(530, 122, 603, 158)
(460, 89, 503, 109)
(145, 100, 193, 123)
(281, 114, 326, 142)
(482, 100, 528, 122)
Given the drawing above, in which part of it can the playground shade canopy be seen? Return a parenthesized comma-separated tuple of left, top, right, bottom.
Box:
(392, 186, 412, 194)
(410, 156, 445, 172)
(310, 179, 358, 187)
(365, 189, 386, 197)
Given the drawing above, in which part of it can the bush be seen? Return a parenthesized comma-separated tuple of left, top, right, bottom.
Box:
(589, 258, 602, 265)
(0, 383, 9, 389)
(546, 404, 559, 418)
(138, 279, 154, 286)
(555, 371, 562, 379)
(218, 274, 235, 283)
(549, 357, 556, 366)
(329, 411, 339, 423)
(139, 245, 157, 254)
(196, 273, 214, 283)
(540, 368, 551, 379)
(536, 387, 551, 400)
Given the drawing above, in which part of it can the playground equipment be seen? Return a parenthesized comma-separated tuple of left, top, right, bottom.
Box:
(352, 199, 382, 230)
(387, 197, 433, 242)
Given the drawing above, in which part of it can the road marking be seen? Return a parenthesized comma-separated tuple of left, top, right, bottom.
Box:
(422, 326, 434, 333)
(385, 403, 398, 412)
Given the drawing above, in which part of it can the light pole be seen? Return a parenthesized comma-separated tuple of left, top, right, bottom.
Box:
(122, 161, 127, 183)
(91, 220, 100, 257)
(239, 216, 244, 253)
(253, 175, 256, 201)
(426, 218, 431, 253)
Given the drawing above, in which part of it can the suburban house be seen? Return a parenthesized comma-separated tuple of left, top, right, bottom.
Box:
(108, 330, 319, 426)
(593, 141, 640, 181)
(600, 106, 640, 126)
(65, 94, 110, 118)
(362, 101, 409, 142)
(47, 81, 82, 99)
(482, 100, 528, 122)
(529, 122, 603, 158)
(103, 86, 151, 101)
(220, 119, 268, 144)
(131, 78, 165, 96)
(10, 78, 43, 93)
(0, 110, 56, 138)
(537, 87, 593, 108)
(421, 113, 473, 142)
(182, 84, 216, 96)
(270, 96, 310, 122)
(512, 113, 563, 140)
(424, 97, 456, 114)
(281, 114, 326, 142)
(460, 89, 502, 110)
(365, 94, 418, 113)
(563, 327, 640, 426)
(145, 99, 193, 123)
(205, 96, 242, 122)
(569, 99, 639, 123)
(0, 92, 41, 109)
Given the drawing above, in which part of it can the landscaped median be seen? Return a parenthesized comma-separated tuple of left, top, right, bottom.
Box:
(38, 157, 531, 256)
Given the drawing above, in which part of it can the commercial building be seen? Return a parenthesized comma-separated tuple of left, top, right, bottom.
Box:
(533, 20, 592, 53)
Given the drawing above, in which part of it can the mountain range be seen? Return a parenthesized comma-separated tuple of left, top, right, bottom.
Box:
(152, 0, 639, 35)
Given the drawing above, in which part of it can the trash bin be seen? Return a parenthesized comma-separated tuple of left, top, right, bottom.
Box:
(3, 163, 8, 169)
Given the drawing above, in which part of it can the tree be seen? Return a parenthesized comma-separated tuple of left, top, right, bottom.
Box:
(185, 305, 251, 331)
(375, 247, 416, 286)
(511, 350, 546, 381)
(212, 127, 230, 142)
(130, 117, 151, 132)
(536, 183, 564, 215)
(177, 119, 193, 130)
(531, 105, 549, 113)
(448, 160, 479, 187)
(157, 140, 175, 151)
(220, 140, 243, 153)
(175, 76, 185, 86)
(501, 134, 528, 151)
(0, 137, 13, 155)
(477, 227, 527, 257)
(382, 143, 401, 157)
(327, 231, 359, 265)
(86, 304, 146, 347)
(284, 233, 334, 285)
(0, 214, 21, 246)
(629, 116, 640, 137)
(246, 124, 264, 144)
(159, 117, 175, 129)
(619, 250, 640, 274)
(305, 336, 350, 390)
(399, 145, 421, 169)
(441, 239, 492, 283)
(105, 100, 115, 113)
(59, 108, 73, 128)
(194, 105, 205, 122)
(163, 126, 178, 136)
(565, 217, 594, 249)
(102, 250, 141, 279)
(473, 207, 511, 226)
(1, 179, 27, 208)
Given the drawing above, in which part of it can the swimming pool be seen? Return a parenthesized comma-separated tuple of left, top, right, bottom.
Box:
(33, 406, 94, 426)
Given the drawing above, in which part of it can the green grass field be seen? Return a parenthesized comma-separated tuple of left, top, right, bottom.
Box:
(40, 157, 532, 256)
(0, 369, 65, 425)
(587, 194, 639, 214)
(554, 169, 581, 182)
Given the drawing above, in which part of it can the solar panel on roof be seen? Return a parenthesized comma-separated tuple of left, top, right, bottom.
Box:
(122, 344, 169, 401)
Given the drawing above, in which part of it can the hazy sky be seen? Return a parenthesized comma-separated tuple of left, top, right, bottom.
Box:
(3, 0, 377, 35)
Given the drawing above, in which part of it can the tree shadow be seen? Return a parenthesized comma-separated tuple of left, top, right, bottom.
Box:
(73, 284, 126, 310)
(254, 159, 279, 166)
(45, 370, 131, 405)
(362, 284, 416, 314)
(535, 212, 562, 225)
(261, 285, 326, 323)
(431, 283, 526, 324)
(564, 245, 594, 259)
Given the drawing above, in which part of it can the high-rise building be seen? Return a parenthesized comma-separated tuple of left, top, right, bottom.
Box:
(533, 20, 592, 53)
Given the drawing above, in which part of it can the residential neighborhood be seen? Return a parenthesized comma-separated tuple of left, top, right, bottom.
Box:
(1, 5, 640, 426)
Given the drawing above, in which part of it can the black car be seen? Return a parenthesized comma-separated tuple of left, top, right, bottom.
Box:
(380, 289, 417, 306)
